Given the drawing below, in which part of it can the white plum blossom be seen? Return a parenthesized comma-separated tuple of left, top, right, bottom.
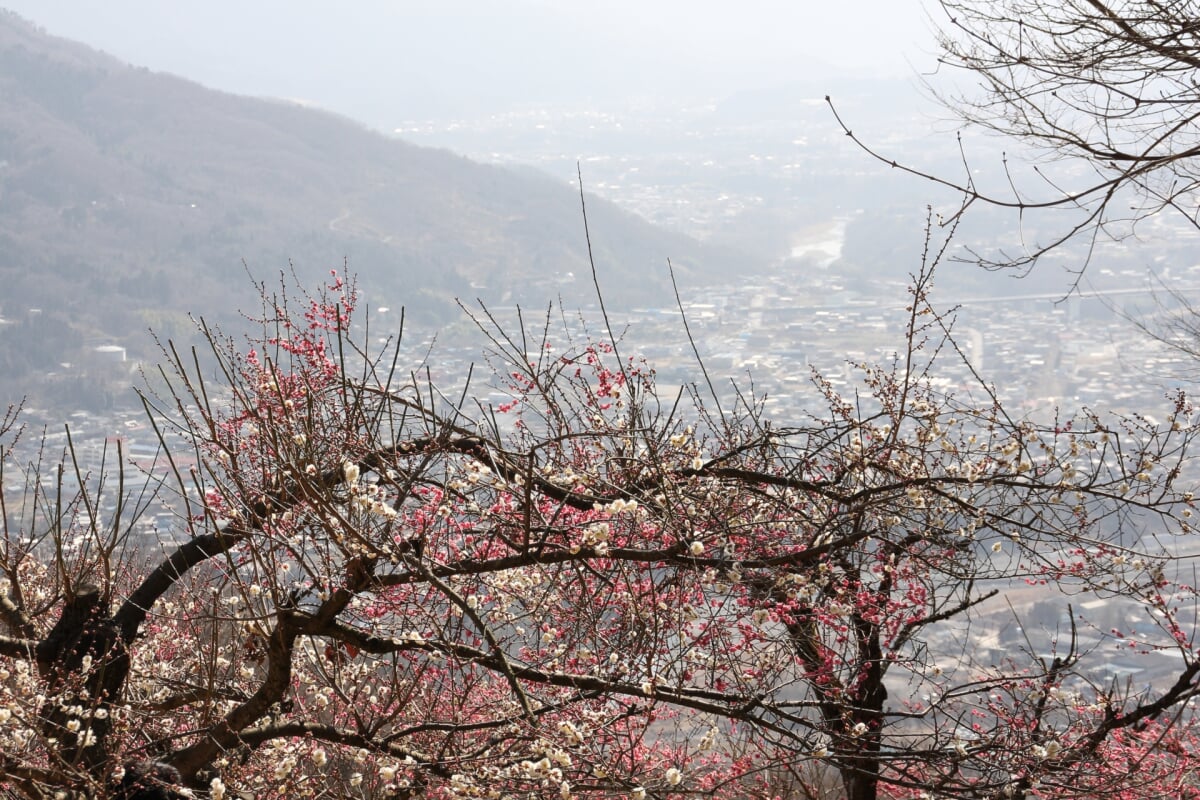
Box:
(557, 720, 584, 745)
(273, 756, 296, 781)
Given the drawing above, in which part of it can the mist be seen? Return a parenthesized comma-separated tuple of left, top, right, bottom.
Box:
(1, 0, 935, 123)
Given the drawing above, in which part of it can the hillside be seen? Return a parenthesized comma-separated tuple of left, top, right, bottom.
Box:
(0, 10, 744, 403)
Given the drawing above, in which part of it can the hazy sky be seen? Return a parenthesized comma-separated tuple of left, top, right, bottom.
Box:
(2, 1, 936, 124)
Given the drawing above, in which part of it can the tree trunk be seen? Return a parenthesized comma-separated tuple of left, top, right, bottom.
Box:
(35, 584, 131, 782)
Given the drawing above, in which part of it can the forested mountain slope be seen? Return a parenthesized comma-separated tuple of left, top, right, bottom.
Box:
(0, 9, 741, 395)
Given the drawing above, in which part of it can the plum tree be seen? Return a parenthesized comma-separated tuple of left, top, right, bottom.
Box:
(1, 252, 1199, 798)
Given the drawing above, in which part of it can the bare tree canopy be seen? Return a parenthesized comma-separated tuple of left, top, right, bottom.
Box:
(833, 0, 1200, 275)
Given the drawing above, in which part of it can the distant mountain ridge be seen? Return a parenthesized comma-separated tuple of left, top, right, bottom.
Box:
(0, 9, 743, 399)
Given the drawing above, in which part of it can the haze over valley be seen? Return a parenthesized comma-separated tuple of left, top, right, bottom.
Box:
(5, 7, 1200, 792)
